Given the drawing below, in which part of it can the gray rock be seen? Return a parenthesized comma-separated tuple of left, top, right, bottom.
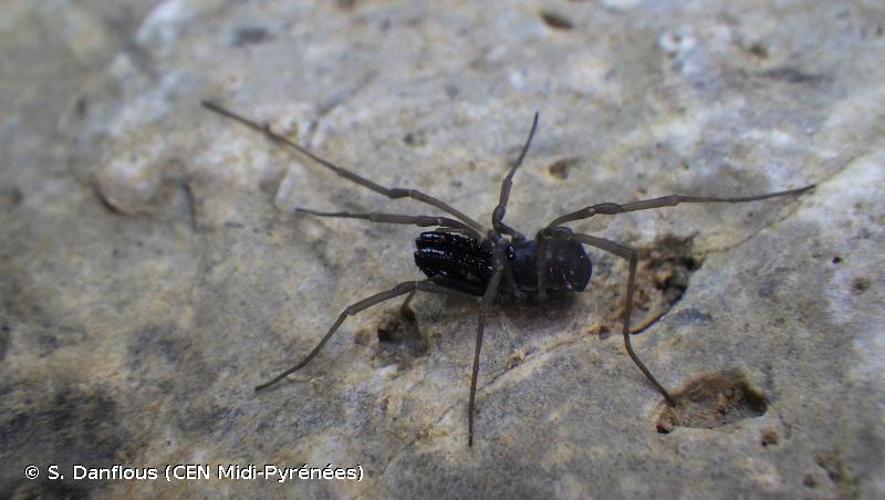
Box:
(1, 0, 883, 498)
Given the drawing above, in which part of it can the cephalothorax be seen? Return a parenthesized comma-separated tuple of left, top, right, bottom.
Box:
(203, 100, 814, 446)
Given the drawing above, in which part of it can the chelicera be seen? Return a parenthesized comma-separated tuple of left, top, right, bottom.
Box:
(203, 100, 814, 446)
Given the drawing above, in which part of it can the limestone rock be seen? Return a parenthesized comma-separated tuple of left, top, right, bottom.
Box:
(2, 1, 883, 498)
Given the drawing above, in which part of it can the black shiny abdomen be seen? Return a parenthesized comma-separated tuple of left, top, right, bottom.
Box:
(414, 232, 494, 295)
(414, 231, 592, 296)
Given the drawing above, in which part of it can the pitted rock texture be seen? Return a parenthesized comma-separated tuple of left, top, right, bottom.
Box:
(1, 1, 883, 498)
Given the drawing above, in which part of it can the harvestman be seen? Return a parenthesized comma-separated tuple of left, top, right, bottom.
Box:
(203, 100, 814, 446)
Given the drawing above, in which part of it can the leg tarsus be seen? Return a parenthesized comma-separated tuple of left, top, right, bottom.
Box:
(492, 112, 540, 238)
(295, 208, 476, 234)
(468, 247, 505, 447)
(202, 100, 486, 237)
(572, 232, 677, 406)
(254, 280, 474, 392)
(548, 185, 816, 227)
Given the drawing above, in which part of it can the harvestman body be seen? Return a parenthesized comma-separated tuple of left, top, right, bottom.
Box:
(203, 101, 814, 446)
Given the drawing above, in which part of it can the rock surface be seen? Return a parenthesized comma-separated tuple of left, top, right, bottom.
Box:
(1, 0, 883, 498)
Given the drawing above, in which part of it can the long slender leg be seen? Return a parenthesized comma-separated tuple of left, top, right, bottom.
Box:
(491, 112, 540, 239)
(536, 185, 814, 298)
(202, 100, 486, 237)
(468, 247, 505, 447)
(295, 208, 476, 234)
(547, 185, 815, 227)
(571, 232, 676, 405)
(297, 208, 526, 298)
(255, 280, 477, 392)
